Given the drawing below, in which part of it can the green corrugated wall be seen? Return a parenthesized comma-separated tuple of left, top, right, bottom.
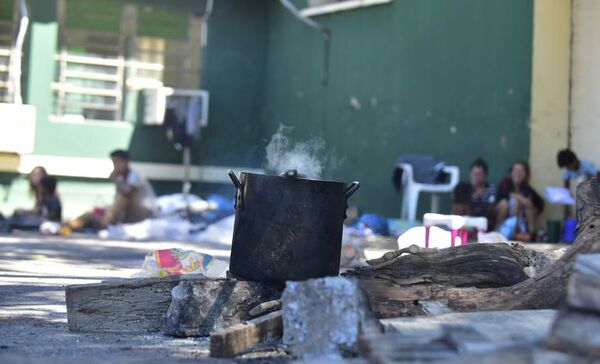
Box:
(260, 0, 534, 216)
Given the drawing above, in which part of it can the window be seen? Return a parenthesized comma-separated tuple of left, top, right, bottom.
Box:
(0, 0, 16, 103)
(53, 0, 201, 122)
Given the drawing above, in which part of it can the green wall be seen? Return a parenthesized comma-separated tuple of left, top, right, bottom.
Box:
(195, 0, 269, 167)
(261, 0, 534, 216)
(133, 0, 270, 166)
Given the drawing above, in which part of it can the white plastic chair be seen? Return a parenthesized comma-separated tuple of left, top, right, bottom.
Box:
(398, 163, 460, 222)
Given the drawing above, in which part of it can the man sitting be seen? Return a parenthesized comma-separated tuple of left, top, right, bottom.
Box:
(103, 150, 156, 225)
(69, 150, 156, 229)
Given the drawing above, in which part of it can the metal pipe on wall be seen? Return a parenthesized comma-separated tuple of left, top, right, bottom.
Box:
(8, 0, 29, 104)
(279, 0, 331, 86)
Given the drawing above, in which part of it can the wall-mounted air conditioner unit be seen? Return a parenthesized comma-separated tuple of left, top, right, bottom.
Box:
(143, 87, 209, 127)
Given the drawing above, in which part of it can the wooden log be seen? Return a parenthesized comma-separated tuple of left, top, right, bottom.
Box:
(358, 179, 600, 314)
(209, 310, 283, 358)
(65, 275, 183, 332)
(347, 242, 532, 288)
(357, 279, 482, 317)
(65, 276, 281, 334)
(249, 299, 281, 317)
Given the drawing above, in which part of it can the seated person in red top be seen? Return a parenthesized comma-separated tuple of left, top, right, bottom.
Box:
(495, 160, 544, 241)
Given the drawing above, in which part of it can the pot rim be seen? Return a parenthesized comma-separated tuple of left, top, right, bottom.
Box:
(240, 171, 348, 186)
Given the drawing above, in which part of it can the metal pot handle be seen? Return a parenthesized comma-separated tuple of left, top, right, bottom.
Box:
(345, 181, 360, 199)
(228, 170, 244, 210)
(228, 170, 242, 190)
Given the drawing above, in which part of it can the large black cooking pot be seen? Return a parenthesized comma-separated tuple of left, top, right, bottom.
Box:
(227, 170, 360, 284)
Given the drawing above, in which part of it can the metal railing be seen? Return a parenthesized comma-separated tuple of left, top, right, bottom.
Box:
(52, 52, 164, 121)
(0, 48, 11, 102)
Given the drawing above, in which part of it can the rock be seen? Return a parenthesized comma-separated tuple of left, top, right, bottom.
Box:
(162, 279, 281, 337)
(545, 308, 600, 357)
(282, 277, 380, 359)
(566, 254, 600, 312)
(544, 255, 600, 358)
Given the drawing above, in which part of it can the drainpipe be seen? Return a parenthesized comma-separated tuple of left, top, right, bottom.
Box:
(279, 0, 331, 86)
(7, 0, 29, 104)
(200, 0, 214, 49)
(567, 0, 574, 149)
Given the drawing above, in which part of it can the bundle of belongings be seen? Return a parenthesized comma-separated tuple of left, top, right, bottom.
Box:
(133, 248, 228, 278)
(99, 193, 236, 244)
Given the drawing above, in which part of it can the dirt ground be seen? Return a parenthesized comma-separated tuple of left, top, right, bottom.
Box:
(0, 233, 245, 363)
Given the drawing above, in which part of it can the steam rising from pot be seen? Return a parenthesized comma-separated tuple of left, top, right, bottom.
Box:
(265, 125, 342, 179)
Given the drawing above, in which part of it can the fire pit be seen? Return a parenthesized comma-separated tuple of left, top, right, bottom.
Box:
(228, 170, 360, 284)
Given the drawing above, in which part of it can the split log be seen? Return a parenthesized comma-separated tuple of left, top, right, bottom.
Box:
(356, 179, 600, 314)
(65, 276, 281, 334)
(209, 310, 283, 358)
(65, 275, 184, 332)
(249, 300, 281, 317)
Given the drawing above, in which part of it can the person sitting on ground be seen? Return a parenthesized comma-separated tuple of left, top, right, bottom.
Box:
(452, 158, 497, 227)
(495, 160, 544, 241)
(38, 176, 62, 222)
(557, 149, 599, 188)
(104, 150, 156, 225)
(69, 150, 156, 229)
(14, 166, 49, 217)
